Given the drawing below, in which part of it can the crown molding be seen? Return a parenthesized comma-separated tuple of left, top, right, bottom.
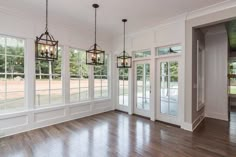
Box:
(187, 0, 236, 20)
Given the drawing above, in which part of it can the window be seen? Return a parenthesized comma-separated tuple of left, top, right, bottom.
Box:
(35, 47, 63, 107)
(0, 36, 25, 112)
(160, 61, 178, 116)
(119, 68, 129, 106)
(70, 48, 89, 102)
(94, 55, 109, 99)
(229, 60, 236, 95)
(156, 45, 182, 56)
(133, 50, 151, 58)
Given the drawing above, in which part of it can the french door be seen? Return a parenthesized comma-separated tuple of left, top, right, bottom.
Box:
(134, 61, 151, 117)
(157, 58, 180, 125)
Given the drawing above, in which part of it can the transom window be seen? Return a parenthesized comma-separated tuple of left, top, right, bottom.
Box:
(35, 47, 63, 107)
(0, 36, 25, 112)
(70, 48, 89, 102)
(156, 45, 182, 56)
(94, 55, 109, 99)
(119, 68, 129, 106)
(133, 50, 151, 58)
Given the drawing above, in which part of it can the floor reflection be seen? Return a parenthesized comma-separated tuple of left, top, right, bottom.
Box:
(117, 114, 130, 157)
(1, 111, 236, 157)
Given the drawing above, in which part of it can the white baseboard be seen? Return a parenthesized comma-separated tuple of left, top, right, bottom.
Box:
(192, 112, 205, 131)
(181, 112, 205, 132)
(205, 112, 228, 121)
(181, 122, 193, 131)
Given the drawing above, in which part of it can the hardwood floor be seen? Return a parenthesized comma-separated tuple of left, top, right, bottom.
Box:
(0, 111, 236, 157)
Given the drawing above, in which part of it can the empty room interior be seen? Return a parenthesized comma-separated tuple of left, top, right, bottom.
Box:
(0, 0, 236, 157)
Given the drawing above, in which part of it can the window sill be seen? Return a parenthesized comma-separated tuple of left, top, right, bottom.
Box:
(0, 98, 112, 118)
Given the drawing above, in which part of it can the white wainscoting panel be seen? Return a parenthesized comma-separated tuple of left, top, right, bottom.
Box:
(0, 99, 113, 138)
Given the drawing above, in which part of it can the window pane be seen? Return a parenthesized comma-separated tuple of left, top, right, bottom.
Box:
(7, 74, 24, 92)
(80, 78, 89, 88)
(6, 38, 24, 56)
(0, 37, 5, 54)
(36, 90, 49, 106)
(102, 87, 108, 97)
(119, 95, 124, 105)
(94, 55, 109, 99)
(94, 76, 101, 87)
(94, 87, 102, 98)
(51, 76, 62, 90)
(0, 92, 4, 109)
(70, 77, 79, 89)
(70, 88, 79, 102)
(118, 67, 129, 106)
(36, 75, 49, 90)
(50, 89, 62, 105)
(0, 36, 25, 113)
(6, 56, 24, 73)
(157, 45, 182, 56)
(0, 55, 5, 73)
(169, 89, 178, 116)
(5, 92, 24, 110)
(170, 76, 178, 88)
(134, 50, 151, 58)
(160, 62, 168, 75)
(79, 87, 89, 101)
(0, 74, 6, 93)
(70, 48, 89, 102)
(36, 61, 49, 74)
(53, 49, 62, 75)
(170, 61, 178, 76)
(35, 47, 62, 107)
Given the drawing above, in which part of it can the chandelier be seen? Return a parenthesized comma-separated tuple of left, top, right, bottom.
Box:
(86, 4, 105, 65)
(35, 0, 59, 61)
(117, 19, 132, 68)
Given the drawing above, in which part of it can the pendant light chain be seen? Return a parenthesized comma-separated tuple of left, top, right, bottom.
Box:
(123, 20, 126, 53)
(95, 6, 97, 45)
(45, 0, 48, 32)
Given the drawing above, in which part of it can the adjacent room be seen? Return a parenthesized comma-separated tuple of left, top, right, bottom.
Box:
(0, 0, 236, 156)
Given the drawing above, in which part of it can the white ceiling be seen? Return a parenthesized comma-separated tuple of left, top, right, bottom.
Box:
(0, 0, 227, 36)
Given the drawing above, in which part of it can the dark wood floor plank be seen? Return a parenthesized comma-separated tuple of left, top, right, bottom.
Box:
(0, 111, 236, 157)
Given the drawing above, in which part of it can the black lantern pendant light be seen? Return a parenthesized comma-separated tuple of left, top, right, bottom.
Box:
(86, 4, 105, 65)
(35, 0, 59, 61)
(117, 19, 132, 68)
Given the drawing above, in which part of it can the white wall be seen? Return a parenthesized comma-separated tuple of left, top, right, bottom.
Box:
(192, 29, 205, 128)
(204, 25, 228, 121)
(0, 8, 114, 138)
(185, 1, 236, 129)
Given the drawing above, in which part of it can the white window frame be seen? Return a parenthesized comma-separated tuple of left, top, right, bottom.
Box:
(94, 54, 110, 99)
(35, 47, 63, 107)
(0, 35, 26, 112)
(69, 47, 90, 103)
(118, 68, 129, 106)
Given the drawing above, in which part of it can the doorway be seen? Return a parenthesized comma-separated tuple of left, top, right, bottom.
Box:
(133, 60, 151, 117)
(156, 58, 180, 125)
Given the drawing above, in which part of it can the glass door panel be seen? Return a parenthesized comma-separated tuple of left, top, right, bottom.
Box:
(158, 59, 179, 124)
(134, 61, 151, 117)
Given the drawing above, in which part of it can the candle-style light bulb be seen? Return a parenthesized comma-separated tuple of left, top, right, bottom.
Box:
(41, 45, 45, 56)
